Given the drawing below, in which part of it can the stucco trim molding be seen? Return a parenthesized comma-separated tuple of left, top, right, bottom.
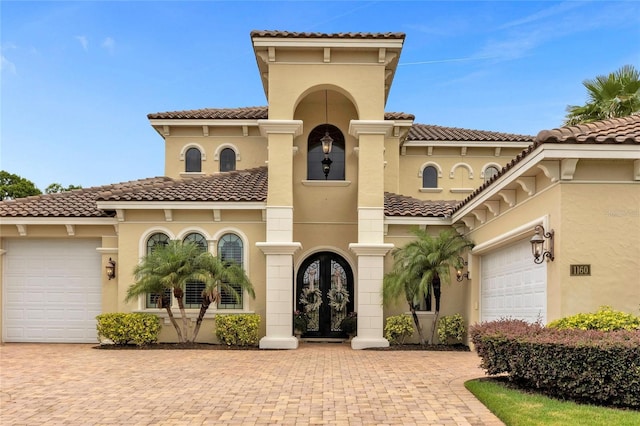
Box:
(96, 248, 118, 255)
(348, 243, 394, 256)
(348, 120, 394, 137)
(256, 242, 302, 255)
(257, 120, 303, 137)
(472, 215, 549, 255)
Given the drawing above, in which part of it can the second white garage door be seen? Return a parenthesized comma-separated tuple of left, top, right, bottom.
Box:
(3, 238, 102, 343)
(480, 238, 546, 324)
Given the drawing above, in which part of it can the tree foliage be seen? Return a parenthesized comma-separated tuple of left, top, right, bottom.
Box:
(0, 170, 42, 200)
(564, 64, 640, 125)
(383, 228, 473, 345)
(45, 183, 83, 194)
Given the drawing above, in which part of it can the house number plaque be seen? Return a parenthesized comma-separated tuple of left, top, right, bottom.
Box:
(570, 264, 591, 276)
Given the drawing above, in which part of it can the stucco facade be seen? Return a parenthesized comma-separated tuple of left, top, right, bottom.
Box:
(1, 31, 639, 347)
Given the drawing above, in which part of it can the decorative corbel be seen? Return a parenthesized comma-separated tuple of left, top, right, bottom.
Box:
(561, 158, 579, 180)
(498, 189, 516, 207)
(515, 177, 536, 196)
(483, 200, 500, 217)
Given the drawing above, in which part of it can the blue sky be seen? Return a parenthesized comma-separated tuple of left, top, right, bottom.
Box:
(2, 1, 639, 190)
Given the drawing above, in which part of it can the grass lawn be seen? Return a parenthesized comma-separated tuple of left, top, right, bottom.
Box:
(465, 377, 640, 426)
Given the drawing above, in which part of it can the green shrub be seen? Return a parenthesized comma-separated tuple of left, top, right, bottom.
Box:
(547, 306, 640, 331)
(470, 319, 640, 408)
(437, 313, 466, 343)
(96, 313, 161, 346)
(215, 314, 260, 346)
(384, 314, 414, 345)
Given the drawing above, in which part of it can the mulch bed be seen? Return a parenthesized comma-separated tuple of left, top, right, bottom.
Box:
(94, 342, 469, 351)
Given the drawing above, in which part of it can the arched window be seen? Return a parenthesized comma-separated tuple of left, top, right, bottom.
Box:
(183, 232, 208, 309)
(422, 166, 438, 188)
(220, 148, 236, 172)
(146, 233, 171, 308)
(185, 147, 202, 173)
(307, 124, 345, 180)
(484, 166, 500, 183)
(217, 233, 244, 309)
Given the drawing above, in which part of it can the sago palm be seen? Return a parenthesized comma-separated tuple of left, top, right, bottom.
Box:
(383, 228, 474, 345)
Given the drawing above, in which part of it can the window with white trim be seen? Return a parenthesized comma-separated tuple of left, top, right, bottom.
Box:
(422, 166, 438, 188)
(220, 148, 236, 172)
(185, 147, 202, 172)
(217, 233, 244, 309)
(146, 233, 171, 308)
(183, 232, 207, 309)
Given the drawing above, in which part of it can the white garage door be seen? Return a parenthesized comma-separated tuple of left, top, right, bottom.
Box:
(3, 239, 102, 343)
(481, 238, 546, 324)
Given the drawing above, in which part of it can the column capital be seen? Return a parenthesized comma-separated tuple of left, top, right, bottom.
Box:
(256, 242, 302, 255)
(349, 120, 394, 137)
(348, 243, 394, 256)
(258, 120, 303, 137)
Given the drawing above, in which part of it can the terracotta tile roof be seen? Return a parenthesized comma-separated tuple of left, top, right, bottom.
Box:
(384, 193, 458, 217)
(148, 106, 415, 121)
(0, 169, 268, 218)
(407, 123, 534, 142)
(98, 168, 267, 202)
(251, 30, 405, 40)
(535, 113, 640, 144)
(0, 177, 170, 218)
(148, 107, 269, 120)
(453, 114, 640, 213)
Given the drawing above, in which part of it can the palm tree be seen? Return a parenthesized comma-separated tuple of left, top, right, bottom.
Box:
(190, 255, 254, 342)
(564, 64, 640, 125)
(126, 241, 211, 342)
(383, 229, 474, 345)
(126, 240, 255, 343)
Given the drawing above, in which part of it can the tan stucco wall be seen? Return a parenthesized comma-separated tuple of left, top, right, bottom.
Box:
(267, 64, 385, 120)
(163, 133, 267, 179)
(397, 146, 527, 201)
(559, 182, 640, 316)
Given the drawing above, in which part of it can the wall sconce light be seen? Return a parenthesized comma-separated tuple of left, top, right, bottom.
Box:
(530, 225, 554, 264)
(320, 90, 333, 180)
(456, 256, 470, 282)
(105, 258, 116, 280)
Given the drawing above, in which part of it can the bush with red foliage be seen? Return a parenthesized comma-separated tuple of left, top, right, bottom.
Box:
(470, 319, 640, 408)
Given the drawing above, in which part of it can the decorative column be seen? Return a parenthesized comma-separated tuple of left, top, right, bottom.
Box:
(257, 120, 303, 349)
(349, 120, 394, 349)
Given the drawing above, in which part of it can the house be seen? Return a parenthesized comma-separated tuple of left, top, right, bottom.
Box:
(1, 31, 638, 348)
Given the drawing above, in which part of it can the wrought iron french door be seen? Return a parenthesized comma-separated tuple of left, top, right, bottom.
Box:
(296, 252, 354, 338)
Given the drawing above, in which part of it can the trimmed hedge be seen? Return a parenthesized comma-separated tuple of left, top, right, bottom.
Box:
(214, 314, 260, 346)
(470, 319, 640, 408)
(96, 313, 161, 346)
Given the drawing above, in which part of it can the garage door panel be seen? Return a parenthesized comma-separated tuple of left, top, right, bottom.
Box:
(481, 238, 546, 324)
(3, 238, 102, 343)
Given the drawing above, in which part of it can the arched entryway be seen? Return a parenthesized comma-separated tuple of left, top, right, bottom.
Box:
(295, 251, 354, 339)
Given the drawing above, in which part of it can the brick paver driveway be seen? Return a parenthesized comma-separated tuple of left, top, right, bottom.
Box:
(0, 343, 502, 425)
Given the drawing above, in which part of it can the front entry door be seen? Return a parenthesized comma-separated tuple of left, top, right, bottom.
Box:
(296, 252, 354, 338)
